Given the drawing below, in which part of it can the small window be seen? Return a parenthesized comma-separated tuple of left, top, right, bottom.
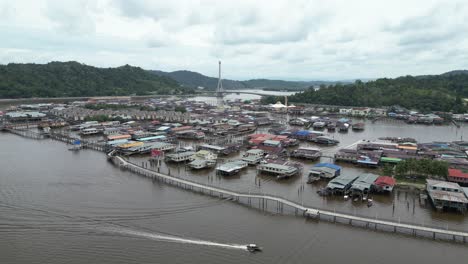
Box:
(432, 186, 436, 190)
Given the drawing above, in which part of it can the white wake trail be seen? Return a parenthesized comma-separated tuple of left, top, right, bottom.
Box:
(102, 227, 248, 250)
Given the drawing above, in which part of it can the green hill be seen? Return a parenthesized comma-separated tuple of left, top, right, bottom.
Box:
(268, 71, 468, 113)
(0, 61, 193, 98)
(151, 70, 338, 90)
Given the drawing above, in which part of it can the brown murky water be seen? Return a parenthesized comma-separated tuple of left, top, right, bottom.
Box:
(1, 119, 468, 264)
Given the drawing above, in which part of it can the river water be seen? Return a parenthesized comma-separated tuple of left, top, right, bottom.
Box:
(2, 120, 468, 263)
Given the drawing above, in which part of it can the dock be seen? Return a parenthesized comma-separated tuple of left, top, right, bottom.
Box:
(5, 126, 468, 243)
(113, 155, 468, 243)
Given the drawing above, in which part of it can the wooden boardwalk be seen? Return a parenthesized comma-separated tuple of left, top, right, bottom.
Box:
(113, 155, 468, 243)
(4, 127, 468, 243)
(3, 128, 107, 152)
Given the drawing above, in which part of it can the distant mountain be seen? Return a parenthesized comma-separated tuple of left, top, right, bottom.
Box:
(0, 61, 193, 98)
(151, 70, 245, 90)
(441, 70, 468, 76)
(150, 70, 339, 90)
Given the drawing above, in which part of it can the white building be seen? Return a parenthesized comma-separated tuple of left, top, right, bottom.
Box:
(351, 107, 371, 116)
(339, 108, 352, 115)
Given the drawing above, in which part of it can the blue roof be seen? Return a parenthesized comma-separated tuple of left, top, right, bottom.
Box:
(293, 130, 311, 136)
(314, 163, 341, 171)
(431, 143, 449, 148)
(137, 135, 166, 142)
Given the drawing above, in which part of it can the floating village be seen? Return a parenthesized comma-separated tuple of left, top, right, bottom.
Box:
(2, 94, 468, 217)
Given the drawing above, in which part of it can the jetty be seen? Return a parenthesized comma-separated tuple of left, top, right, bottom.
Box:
(4, 126, 468, 244)
(111, 155, 468, 244)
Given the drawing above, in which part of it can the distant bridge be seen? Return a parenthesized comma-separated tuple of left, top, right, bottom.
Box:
(195, 90, 291, 97)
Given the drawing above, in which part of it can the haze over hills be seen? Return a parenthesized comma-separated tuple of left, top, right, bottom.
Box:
(151, 70, 340, 91)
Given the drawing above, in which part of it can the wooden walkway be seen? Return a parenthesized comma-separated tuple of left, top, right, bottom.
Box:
(3, 127, 468, 243)
(113, 155, 468, 243)
(3, 128, 107, 152)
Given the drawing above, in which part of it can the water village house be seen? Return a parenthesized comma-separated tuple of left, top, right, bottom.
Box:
(371, 108, 387, 116)
(339, 108, 352, 115)
(447, 168, 468, 185)
(426, 179, 468, 212)
(351, 107, 371, 116)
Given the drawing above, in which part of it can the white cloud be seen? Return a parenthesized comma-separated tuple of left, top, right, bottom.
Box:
(0, 0, 467, 80)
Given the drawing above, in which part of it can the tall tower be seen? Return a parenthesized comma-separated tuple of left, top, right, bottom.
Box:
(216, 61, 224, 96)
(216, 61, 224, 107)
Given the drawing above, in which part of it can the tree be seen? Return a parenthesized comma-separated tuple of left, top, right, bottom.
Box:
(285, 73, 468, 113)
(174, 106, 186, 113)
(381, 164, 394, 176)
(0, 61, 195, 99)
(394, 158, 448, 179)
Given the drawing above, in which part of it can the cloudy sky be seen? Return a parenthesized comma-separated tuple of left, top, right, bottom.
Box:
(0, 0, 467, 80)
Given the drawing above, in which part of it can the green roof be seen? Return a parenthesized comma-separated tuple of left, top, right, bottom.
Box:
(380, 157, 402, 163)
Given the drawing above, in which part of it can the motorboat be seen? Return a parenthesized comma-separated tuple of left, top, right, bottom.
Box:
(246, 244, 262, 252)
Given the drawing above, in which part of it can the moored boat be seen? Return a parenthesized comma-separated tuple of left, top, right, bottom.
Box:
(352, 122, 365, 131)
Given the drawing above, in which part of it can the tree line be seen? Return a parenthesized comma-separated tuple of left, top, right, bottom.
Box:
(0, 61, 195, 99)
(263, 73, 468, 113)
(394, 159, 449, 179)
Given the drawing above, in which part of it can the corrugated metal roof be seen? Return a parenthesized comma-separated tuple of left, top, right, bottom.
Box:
(327, 174, 359, 189)
(217, 161, 248, 173)
(314, 163, 341, 171)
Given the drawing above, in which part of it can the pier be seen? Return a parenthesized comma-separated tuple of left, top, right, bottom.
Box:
(4, 127, 468, 244)
(2, 128, 107, 152)
(112, 155, 468, 244)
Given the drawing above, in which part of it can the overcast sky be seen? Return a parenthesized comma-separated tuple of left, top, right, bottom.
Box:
(0, 0, 467, 80)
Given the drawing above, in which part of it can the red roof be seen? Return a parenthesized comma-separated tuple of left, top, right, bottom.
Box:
(171, 126, 192, 132)
(448, 168, 468, 179)
(374, 176, 396, 186)
(249, 133, 268, 139)
(272, 135, 288, 140)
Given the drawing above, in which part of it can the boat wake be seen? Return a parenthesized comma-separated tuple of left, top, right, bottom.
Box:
(102, 227, 248, 251)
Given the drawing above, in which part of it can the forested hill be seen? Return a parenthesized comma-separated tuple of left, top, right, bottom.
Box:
(151, 70, 337, 90)
(151, 70, 244, 90)
(0, 61, 193, 98)
(275, 71, 468, 113)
